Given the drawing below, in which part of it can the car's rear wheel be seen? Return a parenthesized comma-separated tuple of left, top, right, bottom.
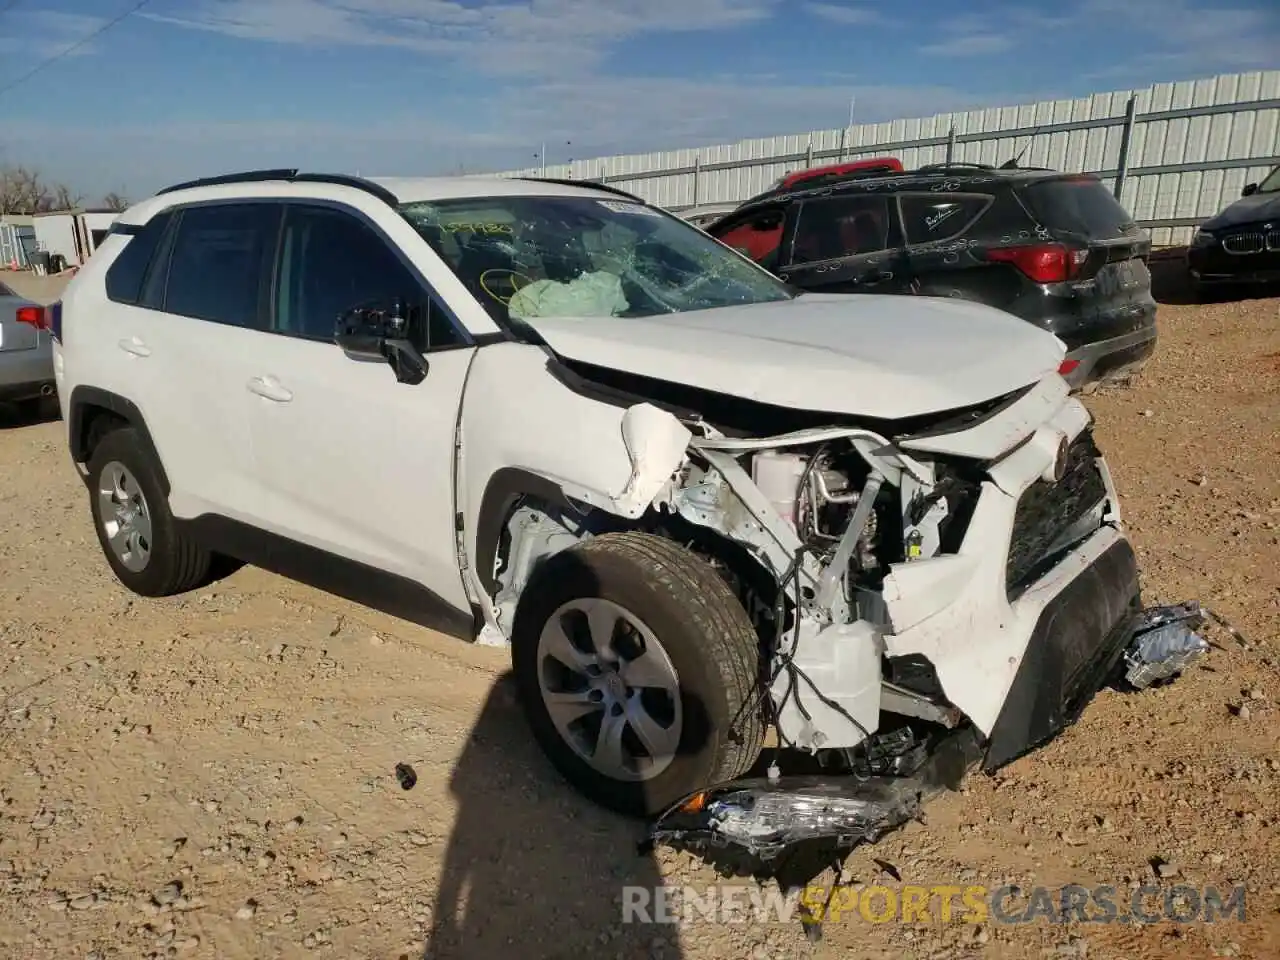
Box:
(511, 531, 766, 817)
(87, 427, 211, 596)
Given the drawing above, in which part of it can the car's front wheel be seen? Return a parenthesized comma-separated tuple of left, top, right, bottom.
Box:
(511, 531, 766, 817)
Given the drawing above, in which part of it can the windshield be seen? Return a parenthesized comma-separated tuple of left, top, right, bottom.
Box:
(1257, 165, 1280, 194)
(399, 194, 793, 325)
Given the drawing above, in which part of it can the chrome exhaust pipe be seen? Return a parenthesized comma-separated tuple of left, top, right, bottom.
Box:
(40, 384, 55, 397)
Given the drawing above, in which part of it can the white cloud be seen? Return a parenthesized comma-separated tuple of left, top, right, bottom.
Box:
(143, 0, 779, 76)
(3, 75, 1019, 196)
(804, 3, 884, 26)
(918, 32, 1013, 57)
(1077, 0, 1279, 72)
(493, 77, 1007, 153)
(914, 12, 1016, 58)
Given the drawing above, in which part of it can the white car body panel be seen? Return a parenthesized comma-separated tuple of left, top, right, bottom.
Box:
(56, 236, 262, 523)
(240, 335, 476, 611)
(459, 342, 683, 533)
(520, 292, 1065, 420)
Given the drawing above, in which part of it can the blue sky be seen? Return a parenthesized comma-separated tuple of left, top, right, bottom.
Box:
(1, 0, 1277, 203)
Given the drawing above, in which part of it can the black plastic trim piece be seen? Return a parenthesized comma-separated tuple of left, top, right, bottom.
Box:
(156, 169, 399, 207)
(470, 331, 513, 346)
(894, 382, 1038, 445)
(157, 169, 301, 195)
(107, 221, 143, 236)
(0, 380, 56, 403)
(473, 467, 572, 596)
(290, 173, 399, 207)
(544, 356, 703, 421)
(179, 514, 477, 639)
(516, 177, 645, 203)
(67, 385, 171, 495)
(982, 537, 1141, 772)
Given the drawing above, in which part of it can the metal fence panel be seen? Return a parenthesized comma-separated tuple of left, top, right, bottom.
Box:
(485, 69, 1280, 246)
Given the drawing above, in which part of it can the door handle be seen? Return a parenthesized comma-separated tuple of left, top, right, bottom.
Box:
(117, 337, 151, 357)
(247, 376, 293, 403)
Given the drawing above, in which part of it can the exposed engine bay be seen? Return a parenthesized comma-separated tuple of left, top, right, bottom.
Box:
(664, 425, 965, 757)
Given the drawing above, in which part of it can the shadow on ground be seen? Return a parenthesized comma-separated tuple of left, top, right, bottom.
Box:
(0, 396, 59, 429)
(1149, 247, 1280, 306)
(424, 673, 683, 960)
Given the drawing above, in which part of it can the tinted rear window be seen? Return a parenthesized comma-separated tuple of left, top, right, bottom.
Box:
(105, 213, 172, 305)
(1020, 178, 1136, 239)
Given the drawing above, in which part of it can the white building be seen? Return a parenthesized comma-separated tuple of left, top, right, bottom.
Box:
(30, 208, 122, 268)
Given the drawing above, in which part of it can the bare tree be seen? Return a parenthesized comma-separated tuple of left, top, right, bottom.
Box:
(50, 183, 83, 211)
(101, 192, 128, 212)
(0, 165, 93, 215)
(0, 166, 50, 215)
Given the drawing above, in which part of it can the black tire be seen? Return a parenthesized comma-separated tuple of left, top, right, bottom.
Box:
(87, 426, 211, 596)
(511, 531, 766, 817)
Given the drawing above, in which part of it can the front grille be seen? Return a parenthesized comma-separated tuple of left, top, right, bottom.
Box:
(1006, 430, 1107, 597)
(1222, 229, 1280, 255)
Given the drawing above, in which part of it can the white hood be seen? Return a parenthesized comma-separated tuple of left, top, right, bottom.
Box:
(523, 292, 1065, 420)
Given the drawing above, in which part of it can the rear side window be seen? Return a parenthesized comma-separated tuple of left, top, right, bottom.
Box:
(163, 203, 281, 327)
(1020, 178, 1137, 239)
(791, 195, 893, 264)
(104, 213, 172, 305)
(899, 194, 991, 244)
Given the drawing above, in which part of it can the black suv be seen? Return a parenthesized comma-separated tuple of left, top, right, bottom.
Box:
(705, 164, 1157, 390)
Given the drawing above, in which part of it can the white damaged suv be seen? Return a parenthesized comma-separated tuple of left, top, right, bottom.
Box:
(52, 170, 1143, 832)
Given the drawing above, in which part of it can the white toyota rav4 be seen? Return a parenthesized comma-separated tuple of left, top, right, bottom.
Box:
(52, 170, 1148, 846)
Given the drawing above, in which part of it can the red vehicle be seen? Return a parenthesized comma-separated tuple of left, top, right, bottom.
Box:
(771, 156, 904, 192)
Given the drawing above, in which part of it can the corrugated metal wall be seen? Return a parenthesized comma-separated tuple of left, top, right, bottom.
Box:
(487, 70, 1280, 246)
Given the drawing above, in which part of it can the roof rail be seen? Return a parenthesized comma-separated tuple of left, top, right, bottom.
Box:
(155, 169, 399, 206)
(915, 162, 996, 173)
(517, 176, 645, 204)
(156, 169, 299, 195)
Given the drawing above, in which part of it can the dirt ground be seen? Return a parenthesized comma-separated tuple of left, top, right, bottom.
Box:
(0, 267, 1277, 960)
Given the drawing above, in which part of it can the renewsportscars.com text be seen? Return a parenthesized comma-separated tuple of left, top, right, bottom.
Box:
(622, 883, 1247, 926)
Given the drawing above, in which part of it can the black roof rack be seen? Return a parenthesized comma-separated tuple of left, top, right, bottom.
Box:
(915, 162, 996, 173)
(517, 176, 645, 204)
(155, 169, 399, 206)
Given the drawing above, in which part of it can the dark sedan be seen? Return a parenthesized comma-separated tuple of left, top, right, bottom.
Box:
(1187, 164, 1280, 292)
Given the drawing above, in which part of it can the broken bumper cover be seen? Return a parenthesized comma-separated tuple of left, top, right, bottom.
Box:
(982, 537, 1141, 771)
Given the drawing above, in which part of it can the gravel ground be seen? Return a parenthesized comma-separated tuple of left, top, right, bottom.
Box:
(0, 270, 1277, 960)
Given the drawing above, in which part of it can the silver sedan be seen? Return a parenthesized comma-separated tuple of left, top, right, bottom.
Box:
(0, 279, 56, 413)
